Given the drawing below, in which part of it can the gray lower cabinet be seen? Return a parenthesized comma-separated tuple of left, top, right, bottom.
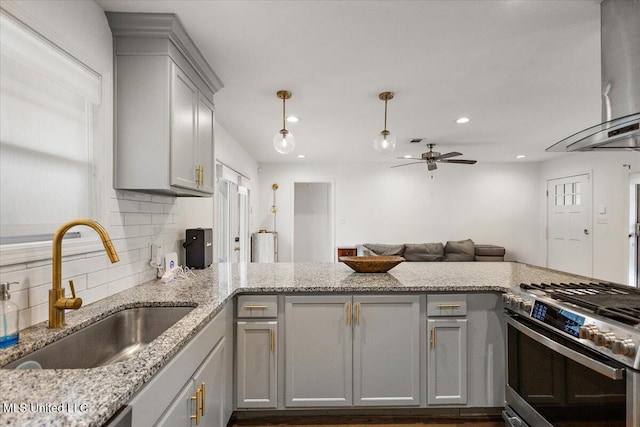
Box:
(427, 318, 468, 405)
(236, 321, 278, 408)
(157, 335, 226, 426)
(284, 295, 420, 407)
(127, 303, 233, 427)
(285, 295, 353, 407)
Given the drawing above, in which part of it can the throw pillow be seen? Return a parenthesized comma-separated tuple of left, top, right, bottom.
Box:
(363, 243, 405, 257)
(444, 239, 475, 261)
(404, 243, 444, 262)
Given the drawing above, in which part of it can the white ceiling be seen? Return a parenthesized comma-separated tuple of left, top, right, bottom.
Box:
(97, 0, 602, 165)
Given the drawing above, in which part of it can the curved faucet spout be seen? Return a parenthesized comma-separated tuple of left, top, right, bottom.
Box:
(49, 219, 120, 328)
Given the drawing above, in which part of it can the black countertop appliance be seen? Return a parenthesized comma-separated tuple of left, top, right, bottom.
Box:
(183, 228, 212, 269)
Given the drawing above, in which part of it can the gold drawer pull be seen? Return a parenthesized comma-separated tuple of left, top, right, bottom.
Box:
(244, 305, 269, 309)
(200, 382, 205, 416)
(270, 328, 275, 352)
(437, 304, 461, 309)
(190, 387, 201, 425)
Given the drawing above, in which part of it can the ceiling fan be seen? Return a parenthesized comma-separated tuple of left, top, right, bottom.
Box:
(391, 144, 477, 171)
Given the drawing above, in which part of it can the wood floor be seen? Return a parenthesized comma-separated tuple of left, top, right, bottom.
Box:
(230, 414, 504, 427)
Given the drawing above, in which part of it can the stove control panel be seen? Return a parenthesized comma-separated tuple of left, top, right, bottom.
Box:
(504, 290, 640, 368)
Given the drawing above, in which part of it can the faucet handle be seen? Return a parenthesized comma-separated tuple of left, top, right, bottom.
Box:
(68, 280, 77, 299)
(54, 279, 82, 310)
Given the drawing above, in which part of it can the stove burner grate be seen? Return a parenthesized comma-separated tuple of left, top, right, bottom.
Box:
(520, 282, 640, 325)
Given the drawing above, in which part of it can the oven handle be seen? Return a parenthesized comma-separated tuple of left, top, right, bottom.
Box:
(507, 316, 625, 380)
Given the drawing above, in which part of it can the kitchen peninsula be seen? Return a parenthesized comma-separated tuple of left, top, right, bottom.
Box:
(0, 262, 592, 426)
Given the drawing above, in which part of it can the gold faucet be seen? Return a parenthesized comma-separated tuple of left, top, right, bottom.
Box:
(49, 219, 119, 328)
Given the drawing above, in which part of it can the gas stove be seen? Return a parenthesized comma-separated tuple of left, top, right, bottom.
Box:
(503, 282, 640, 370)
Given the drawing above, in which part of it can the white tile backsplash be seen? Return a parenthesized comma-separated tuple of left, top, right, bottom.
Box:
(1, 192, 184, 330)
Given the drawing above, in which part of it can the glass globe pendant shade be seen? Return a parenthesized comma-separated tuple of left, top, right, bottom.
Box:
(373, 130, 396, 154)
(273, 129, 296, 154)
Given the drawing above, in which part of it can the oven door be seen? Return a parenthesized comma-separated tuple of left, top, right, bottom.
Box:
(506, 314, 631, 427)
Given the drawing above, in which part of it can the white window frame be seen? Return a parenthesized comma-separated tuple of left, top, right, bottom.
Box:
(0, 6, 109, 267)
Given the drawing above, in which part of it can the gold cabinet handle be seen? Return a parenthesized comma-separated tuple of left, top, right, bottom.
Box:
(200, 165, 204, 186)
(346, 301, 351, 325)
(270, 328, 275, 352)
(190, 387, 201, 425)
(430, 327, 436, 349)
(437, 304, 461, 309)
(200, 382, 205, 416)
(355, 302, 360, 325)
(243, 305, 269, 309)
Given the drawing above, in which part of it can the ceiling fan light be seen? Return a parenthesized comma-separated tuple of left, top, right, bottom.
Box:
(374, 131, 396, 154)
(273, 129, 296, 154)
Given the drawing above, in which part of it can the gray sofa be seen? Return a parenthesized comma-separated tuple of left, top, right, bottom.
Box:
(356, 239, 505, 262)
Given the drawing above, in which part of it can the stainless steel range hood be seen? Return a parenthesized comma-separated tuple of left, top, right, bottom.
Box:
(547, 0, 640, 152)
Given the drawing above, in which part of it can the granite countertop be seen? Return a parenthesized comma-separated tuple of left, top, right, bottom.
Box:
(0, 261, 591, 426)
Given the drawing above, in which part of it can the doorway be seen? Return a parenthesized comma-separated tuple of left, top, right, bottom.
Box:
(293, 182, 333, 262)
(629, 173, 640, 287)
(546, 173, 593, 277)
(216, 164, 250, 263)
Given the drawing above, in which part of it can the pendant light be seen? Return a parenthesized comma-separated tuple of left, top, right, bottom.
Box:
(373, 91, 396, 154)
(273, 90, 295, 154)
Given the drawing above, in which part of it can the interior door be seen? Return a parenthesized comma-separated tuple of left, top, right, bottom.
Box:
(293, 182, 333, 262)
(547, 174, 592, 277)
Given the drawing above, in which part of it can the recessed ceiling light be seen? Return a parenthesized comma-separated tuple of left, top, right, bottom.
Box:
(403, 155, 413, 158)
(297, 154, 305, 159)
(516, 155, 526, 159)
(287, 116, 299, 123)
(456, 117, 470, 124)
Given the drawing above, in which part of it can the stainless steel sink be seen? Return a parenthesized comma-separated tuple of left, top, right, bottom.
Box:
(3, 306, 194, 369)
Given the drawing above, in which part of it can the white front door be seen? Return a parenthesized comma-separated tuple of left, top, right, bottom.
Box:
(547, 173, 592, 277)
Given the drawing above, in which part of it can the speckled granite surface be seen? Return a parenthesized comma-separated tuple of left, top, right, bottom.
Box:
(0, 261, 593, 426)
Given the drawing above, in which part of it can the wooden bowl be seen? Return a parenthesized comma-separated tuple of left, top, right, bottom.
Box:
(339, 256, 405, 273)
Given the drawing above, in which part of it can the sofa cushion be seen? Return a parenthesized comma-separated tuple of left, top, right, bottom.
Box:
(404, 243, 444, 262)
(444, 239, 475, 261)
(363, 243, 405, 257)
(474, 244, 506, 257)
(475, 255, 505, 262)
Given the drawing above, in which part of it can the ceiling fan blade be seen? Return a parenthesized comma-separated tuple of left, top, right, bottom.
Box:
(391, 161, 425, 168)
(440, 159, 477, 165)
(396, 156, 421, 160)
(427, 162, 437, 171)
(435, 151, 462, 160)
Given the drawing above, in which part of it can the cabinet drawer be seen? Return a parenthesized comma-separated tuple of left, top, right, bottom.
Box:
(237, 295, 278, 318)
(427, 294, 467, 316)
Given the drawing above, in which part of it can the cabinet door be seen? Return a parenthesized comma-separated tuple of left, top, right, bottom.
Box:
(170, 63, 198, 190)
(197, 94, 215, 194)
(427, 318, 468, 405)
(193, 336, 226, 427)
(285, 295, 352, 407)
(353, 295, 420, 406)
(155, 379, 196, 427)
(236, 321, 277, 408)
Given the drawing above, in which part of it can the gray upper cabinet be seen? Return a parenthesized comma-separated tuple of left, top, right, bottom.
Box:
(106, 13, 223, 196)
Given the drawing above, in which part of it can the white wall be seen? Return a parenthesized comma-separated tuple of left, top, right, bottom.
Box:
(294, 182, 332, 262)
(177, 122, 260, 259)
(258, 161, 542, 264)
(540, 151, 640, 284)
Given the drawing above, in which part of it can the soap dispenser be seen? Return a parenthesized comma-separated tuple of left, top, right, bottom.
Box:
(0, 281, 19, 348)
